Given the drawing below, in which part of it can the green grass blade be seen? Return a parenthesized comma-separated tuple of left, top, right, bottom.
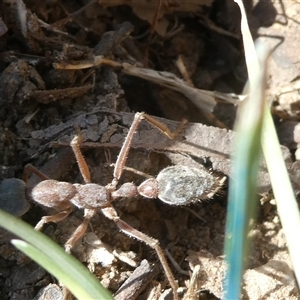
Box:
(223, 44, 268, 299)
(224, 0, 300, 298)
(262, 108, 300, 285)
(0, 209, 113, 300)
(224, 1, 269, 298)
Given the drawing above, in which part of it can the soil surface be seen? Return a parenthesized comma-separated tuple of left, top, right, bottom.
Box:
(0, 1, 300, 299)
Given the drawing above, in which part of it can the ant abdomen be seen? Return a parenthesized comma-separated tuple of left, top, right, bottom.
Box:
(157, 165, 220, 205)
(139, 165, 222, 205)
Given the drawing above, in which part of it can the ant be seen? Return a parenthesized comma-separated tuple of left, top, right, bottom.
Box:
(24, 112, 224, 300)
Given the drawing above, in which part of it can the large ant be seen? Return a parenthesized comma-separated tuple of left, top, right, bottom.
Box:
(23, 112, 224, 300)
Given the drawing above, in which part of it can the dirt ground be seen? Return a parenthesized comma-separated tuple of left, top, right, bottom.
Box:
(0, 1, 300, 299)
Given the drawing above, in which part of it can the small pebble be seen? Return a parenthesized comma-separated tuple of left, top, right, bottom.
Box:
(0, 178, 29, 216)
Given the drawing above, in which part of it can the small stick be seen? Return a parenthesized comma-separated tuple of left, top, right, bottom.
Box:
(114, 259, 159, 300)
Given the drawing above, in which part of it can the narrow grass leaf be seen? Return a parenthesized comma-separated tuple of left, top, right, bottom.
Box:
(262, 108, 300, 285)
(224, 1, 269, 299)
(234, 0, 300, 291)
(0, 209, 113, 300)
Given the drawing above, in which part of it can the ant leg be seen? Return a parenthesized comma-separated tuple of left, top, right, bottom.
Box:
(23, 164, 50, 183)
(110, 163, 152, 179)
(101, 206, 178, 300)
(64, 208, 96, 253)
(35, 206, 73, 231)
(70, 127, 91, 183)
(143, 114, 188, 140)
(112, 112, 187, 187)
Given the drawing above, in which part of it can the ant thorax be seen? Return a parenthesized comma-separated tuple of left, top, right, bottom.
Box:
(156, 165, 221, 205)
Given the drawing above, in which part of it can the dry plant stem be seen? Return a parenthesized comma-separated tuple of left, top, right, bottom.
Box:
(182, 207, 206, 223)
(165, 248, 189, 276)
(53, 57, 218, 113)
(51, 0, 96, 28)
(53, 56, 121, 70)
(183, 265, 201, 300)
(144, 0, 163, 67)
(175, 55, 194, 86)
(174, 56, 226, 128)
